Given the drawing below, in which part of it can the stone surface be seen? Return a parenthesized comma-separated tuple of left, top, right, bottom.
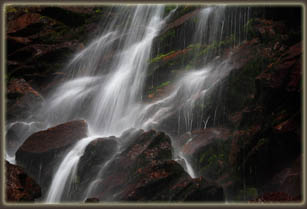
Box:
(15, 120, 88, 191)
(6, 161, 41, 202)
(82, 129, 225, 202)
(17, 120, 88, 153)
(6, 78, 43, 121)
(77, 137, 118, 183)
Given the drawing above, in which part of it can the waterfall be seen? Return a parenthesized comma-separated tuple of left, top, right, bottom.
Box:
(6, 5, 252, 203)
(44, 5, 168, 202)
(45, 136, 99, 203)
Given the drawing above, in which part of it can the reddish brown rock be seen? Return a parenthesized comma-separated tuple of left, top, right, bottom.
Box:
(120, 160, 224, 201)
(81, 130, 224, 202)
(266, 156, 301, 197)
(7, 78, 41, 97)
(6, 161, 41, 202)
(251, 192, 301, 202)
(77, 137, 118, 183)
(17, 120, 88, 154)
(251, 18, 287, 41)
(15, 120, 88, 191)
(256, 42, 301, 91)
(161, 8, 201, 34)
(6, 78, 43, 121)
(181, 128, 231, 156)
(7, 13, 41, 34)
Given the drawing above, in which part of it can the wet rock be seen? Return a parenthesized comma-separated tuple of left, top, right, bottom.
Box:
(17, 120, 88, 154)
(7, 36, 32, 54)
(256, 42, 301, 93)
(120, 160, 224, 201)
(161, 8, 201, 34)
(77, 137, 118, 183)
(6, 78, 43, 121)
(83, 129, 224, 202)
(5, 6, 101, 93)
(6, 121, 43, 156)
(181, 128, 231, 156)
(6, 161, 41, 202)
(251, 192, 301, 202)
(40, 7, 86, 27)
(181, 128, 232, 181)
(15, 120, 88, 191)
(248, 18, 287, 42)
(264, 156, 301, 197)
(7, 13, 41, 34)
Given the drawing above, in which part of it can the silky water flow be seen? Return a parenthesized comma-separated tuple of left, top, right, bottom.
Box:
(5, 5, 251, 203)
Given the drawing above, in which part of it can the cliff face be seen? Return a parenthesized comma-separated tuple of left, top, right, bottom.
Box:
(5, 5, 302, 203)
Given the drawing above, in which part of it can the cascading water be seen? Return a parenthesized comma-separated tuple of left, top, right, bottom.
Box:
(44, 5, 169, 203)
(6, 5, 251, 203)
(45, 136, 99, 203)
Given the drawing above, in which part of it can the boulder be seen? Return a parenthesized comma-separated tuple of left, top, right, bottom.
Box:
(120, 160, 224, 201)
(6, 121, 43, 156)
(77, 137, 118, 184)
(82, 129, 225, 202)
(181, 130, 232, 182)
(15, 120, 88, 191)
(181, 128, 231, 157)
(5, 161, 41, 202)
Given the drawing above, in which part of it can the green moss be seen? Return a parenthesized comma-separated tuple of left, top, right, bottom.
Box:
(198, 35, 234, 58)
(159, 29, 176, 42)
(147, 80, 171, 95)
(95, 9, 102, 13)
(156, 81, 171, 89)
(187, 43, 202, 49)
(149, 50, 175, 64)
(198, 139, 232, 180)
(6, 6, 17, 13)
(164, 5, 177, 16)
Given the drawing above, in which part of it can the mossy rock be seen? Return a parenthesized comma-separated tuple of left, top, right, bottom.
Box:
(196, 138, 232, 181)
